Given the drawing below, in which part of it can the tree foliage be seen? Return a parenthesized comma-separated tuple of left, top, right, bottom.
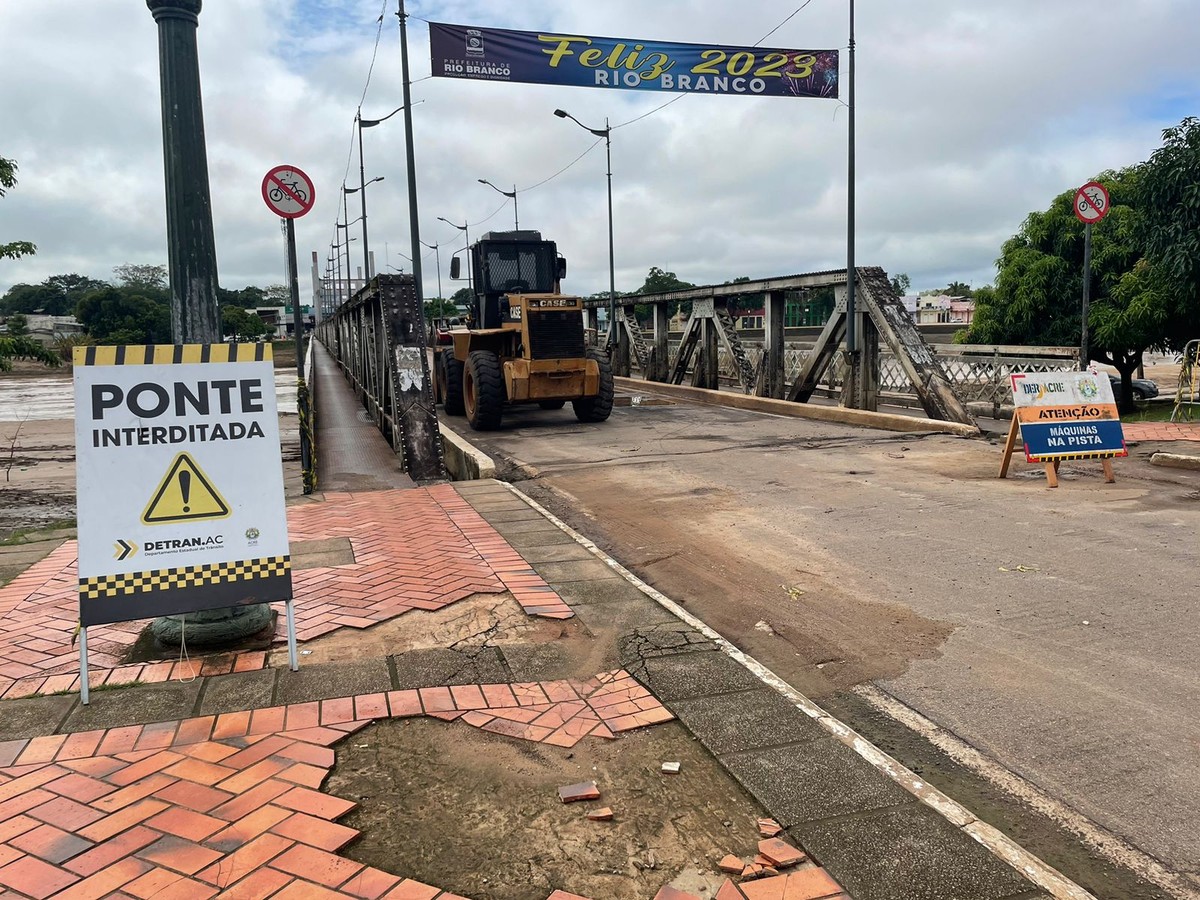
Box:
(112, 263, 168, 293)
(0, 274, 109, 315)
(1134, 116, 1200, 348)
(890, 272, 912, 295)
(0, 157, 36, 262)
(75, 287, 171, 345)
(220, 305, 269, 340)
(0, 335, 59, 371)
(967, 119, 1200, 411)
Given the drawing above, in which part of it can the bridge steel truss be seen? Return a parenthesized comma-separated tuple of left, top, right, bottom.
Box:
(317, 274, 447, 482)
(582, 266, 974, 427)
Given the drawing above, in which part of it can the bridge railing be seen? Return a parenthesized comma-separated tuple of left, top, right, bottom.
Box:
(619, 336, 1078, 414)
(315, 275, 446, 482)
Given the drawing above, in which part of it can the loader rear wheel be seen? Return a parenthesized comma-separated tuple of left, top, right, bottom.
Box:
(465, 350, 504, 431)
(538, 400, 566, 410)
(572, 349, 614, 423)
(439, 350, 464, 416)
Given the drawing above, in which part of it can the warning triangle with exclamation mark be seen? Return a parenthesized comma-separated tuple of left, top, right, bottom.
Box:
(141, 452, 231, 524)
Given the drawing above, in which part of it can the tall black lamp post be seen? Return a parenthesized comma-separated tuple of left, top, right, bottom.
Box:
(146, 0, 269, 644)
(554, 108, 615, 348)
(146, 0, 221, 343)
(354, 104, 405, 280)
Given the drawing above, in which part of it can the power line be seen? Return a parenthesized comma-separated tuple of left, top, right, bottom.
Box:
(358, 0, 391, 108)
(519, 138, 603, 193)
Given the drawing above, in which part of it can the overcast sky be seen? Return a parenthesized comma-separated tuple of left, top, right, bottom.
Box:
(2, 0, 1197, 308)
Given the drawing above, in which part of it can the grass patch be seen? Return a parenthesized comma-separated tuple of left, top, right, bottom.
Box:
(1122, 401, 1190, 424)
(0, 519, 77, 546)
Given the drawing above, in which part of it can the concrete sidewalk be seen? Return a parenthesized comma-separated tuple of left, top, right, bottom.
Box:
(0, 478, 1066, 900)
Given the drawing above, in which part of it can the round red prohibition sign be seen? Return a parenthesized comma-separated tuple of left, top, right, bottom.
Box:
(1074, 181, 1110, 225)
(262, 165, 315, 219)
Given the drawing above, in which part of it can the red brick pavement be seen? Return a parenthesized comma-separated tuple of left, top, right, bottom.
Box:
(0, 675, 843, 900)
(1122, 421, 1200, 442)
(0, 487, 571, 701)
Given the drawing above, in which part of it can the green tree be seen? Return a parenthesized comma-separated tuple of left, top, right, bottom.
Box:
(632, 267, 694, 321)
(76, 287, 171, 344)
(220, 305, 269, 340)
(946, 280, 973, 297)
(967, 167, 1153, 410)
(5, 313, 28, 336)
(890, 272, 912, 295)
(112, 264, 169, 302)
(0, 158, 36, 262)
(1134, 116, 1200, 350)
(0, 335, 58, 371)
(1, 274, 110, 315)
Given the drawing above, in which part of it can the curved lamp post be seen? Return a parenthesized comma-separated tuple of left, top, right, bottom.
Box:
(478, 179, 518, 230)
(554, 108, 615, 347)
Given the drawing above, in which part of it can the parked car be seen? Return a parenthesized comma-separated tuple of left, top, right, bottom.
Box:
(1108, 374, 1159, 401)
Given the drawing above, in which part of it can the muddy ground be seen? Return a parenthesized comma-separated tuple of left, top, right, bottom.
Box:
(330, 717, 764, 900)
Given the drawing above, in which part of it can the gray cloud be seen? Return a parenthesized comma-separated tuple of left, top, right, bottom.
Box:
(2, 0, 1197, 307)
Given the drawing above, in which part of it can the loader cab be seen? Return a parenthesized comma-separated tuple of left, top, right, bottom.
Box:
(450, 230, 566, 329)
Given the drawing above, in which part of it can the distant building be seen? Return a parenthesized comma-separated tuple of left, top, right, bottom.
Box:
(911, 294, 974, 325)
(0, 314, 84, 348)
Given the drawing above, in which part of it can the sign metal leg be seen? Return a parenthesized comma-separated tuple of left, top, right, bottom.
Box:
(80, 627, 90, 706)
(285, 599, 299, 672)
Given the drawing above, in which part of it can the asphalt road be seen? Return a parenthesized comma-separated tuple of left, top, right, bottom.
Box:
(444, 394, 1200, 900)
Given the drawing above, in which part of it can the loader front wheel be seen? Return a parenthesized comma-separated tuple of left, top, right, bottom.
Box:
(440, 350, 465, 416)
(572, 349, 614, 423)
(465, 350, 504, 431)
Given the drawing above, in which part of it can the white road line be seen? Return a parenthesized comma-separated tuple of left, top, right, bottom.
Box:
(853, 684, 1200, 900)
(500, 481, 1121, 900)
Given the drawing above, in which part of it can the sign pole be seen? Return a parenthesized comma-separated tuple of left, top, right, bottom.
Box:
(1080, 221, 1092, 371)
(286, 599, 299, 671)
(287, 219, 304, 378)
(845, 0, 857, 399)
(1073, 181, 1109, 371)
(79, 627, 90, 706)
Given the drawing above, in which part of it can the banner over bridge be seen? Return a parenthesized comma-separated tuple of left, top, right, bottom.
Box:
(430, 23, 839, 100)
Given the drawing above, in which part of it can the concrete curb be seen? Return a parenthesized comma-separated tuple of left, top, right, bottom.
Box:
(614, 377, 982, 437)
(439, 423, 497, 480)
(1150, 451, 1200, 472)
(501, 480, 1098, 900)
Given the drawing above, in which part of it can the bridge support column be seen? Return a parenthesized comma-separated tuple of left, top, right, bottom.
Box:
(586, 308, 599, 345)
(651, 302, 670, 382)
(762, 290, 786, 398)
(613, 305, 633, 376)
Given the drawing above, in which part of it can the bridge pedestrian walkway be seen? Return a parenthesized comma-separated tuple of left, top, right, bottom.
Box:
(312, 339, 413, 492)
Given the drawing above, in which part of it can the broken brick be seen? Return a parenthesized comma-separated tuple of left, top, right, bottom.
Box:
(660, 761, 681, 775)
(586, 808, 614, 821)
(718, 855, 744, 874)
(757, 837, 805, 868)
(557, 781, 601, 803)
(757, 817, 782, 837)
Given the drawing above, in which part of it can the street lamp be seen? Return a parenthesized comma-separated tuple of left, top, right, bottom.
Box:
(554, 108, 616, 349)
(354, 104, 406, 280)
(421, 240, 443, 307)
(478, 179, 518, 230)
(438, 217, 471, 293)
(342, 177, 381, 281)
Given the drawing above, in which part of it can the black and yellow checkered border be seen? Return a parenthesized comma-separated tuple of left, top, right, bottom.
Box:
(79, 556, 290, 600)
(1027, 449, 1127, 462)
(72, 343, 272, 366)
